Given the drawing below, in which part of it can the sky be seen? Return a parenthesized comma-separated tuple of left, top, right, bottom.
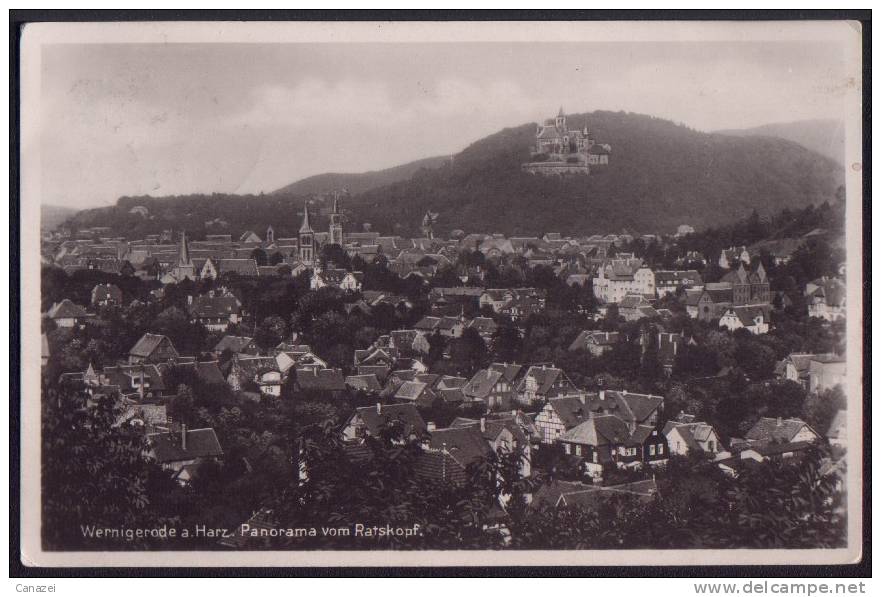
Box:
(39, 40, 849, 208)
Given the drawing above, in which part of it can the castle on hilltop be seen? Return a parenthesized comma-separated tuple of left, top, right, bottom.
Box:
(522, 108, 612, 176)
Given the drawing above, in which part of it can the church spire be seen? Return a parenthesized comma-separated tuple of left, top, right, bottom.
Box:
(558, 106, 565, 117)
(178, 230, 192, 266)
(299, 204, 313, 234)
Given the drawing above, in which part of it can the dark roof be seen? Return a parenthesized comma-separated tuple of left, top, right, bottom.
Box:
(345, 374, 382, 392)
(218, 259, 259, 276)
(147, 428, 223, 463)
(548, 396, 592, 428)
(394, 380, 432, 402)
(350, 403, 426, 437)
(587, 390, 663, 426)
(463, 368, 504, 400)
(296, 368, 347, 392)
(213, 335, 254, 354)
(190, 294, 241, 318)
(516, 365, 567, 395)
(194, 361, 226, 385)
(129, 333, 175, 358)
(424, 425, 492, 470)
(488, 362, 524, 384)
(560, 415, 631, 446)
(745, 417, 816, 444)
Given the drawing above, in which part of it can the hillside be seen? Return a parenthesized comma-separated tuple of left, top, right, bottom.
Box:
(272, 155, 449, 196)
(58, 111, 844, 239)
(41, 204, 79, 230)
(346, 111, 844, 236)
(714, 119, 845, 164)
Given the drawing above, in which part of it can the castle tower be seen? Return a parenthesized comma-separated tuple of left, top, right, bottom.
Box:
(298, 205, 315, 266)
(329, 192, 343, 246)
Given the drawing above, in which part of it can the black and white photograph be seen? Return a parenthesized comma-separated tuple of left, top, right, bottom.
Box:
(16, 18, 865, 569)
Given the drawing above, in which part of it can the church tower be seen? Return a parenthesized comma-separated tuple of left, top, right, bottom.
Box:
(555, 106, 566, 130)
(298, 205, 315, 266)
(329, 192, 343, 246)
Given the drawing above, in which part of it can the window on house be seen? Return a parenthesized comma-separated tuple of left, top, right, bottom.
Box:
(658, 444, 664, 455)
(575, 445, 582, 456)
(564, 443, 571, 455)
(649, 444, 656, 456)
(592, 452, 598, 463)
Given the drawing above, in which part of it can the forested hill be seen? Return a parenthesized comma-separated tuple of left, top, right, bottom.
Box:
(714, 119, 845, 165)
(345, 111, 844, 237)
(59, 111, 843, 239)
(272, 155, 450, 196)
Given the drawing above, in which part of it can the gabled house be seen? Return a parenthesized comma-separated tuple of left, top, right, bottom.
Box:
(227, 356, 283, 396)
(534, 395, 592, 444)
(717, 441, 815, 476)
(147, 425, 223, 480)
(310, 268, 363, 291)
(585, 389, 664, 433)
(189, 292, 243, 332)
(568, 330, 622, 356)
(774, 353, 838, 389)
(805, 276, 846, 321)
(462, 368, 513, 411)
(557, 414, 631, 478)
(128, 333, 180, 365)
(719, 305, 770, 335)
(693, 284, 734, 321)
(451, 416, 533, 478)
(743, 417, 820, 448)
(342, 402, 427, 443)
(618, 294, 658, 322)
(292, 368, 348, 399)
(663, 418, 723, 456)
(276, 349, 328, 375)
(515, 365, 579, 406)
(47, 299, 90, 328)
(654, 270, 703, 297)
(392, 380, 437, 408)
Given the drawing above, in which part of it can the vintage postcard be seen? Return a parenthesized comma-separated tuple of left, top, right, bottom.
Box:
(18, 19, 864, 567)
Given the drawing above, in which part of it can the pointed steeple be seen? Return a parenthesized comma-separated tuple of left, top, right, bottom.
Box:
(558, 106, 565, 117)
(178, 230, 192, 266)
(299, 204, 313, 234)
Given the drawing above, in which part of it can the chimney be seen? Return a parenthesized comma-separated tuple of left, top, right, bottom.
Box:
(181, 423, 187, 451)
(427, 422, 436, 432)
(376, 402, 382, 415)
(480, 417, 486, 433)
